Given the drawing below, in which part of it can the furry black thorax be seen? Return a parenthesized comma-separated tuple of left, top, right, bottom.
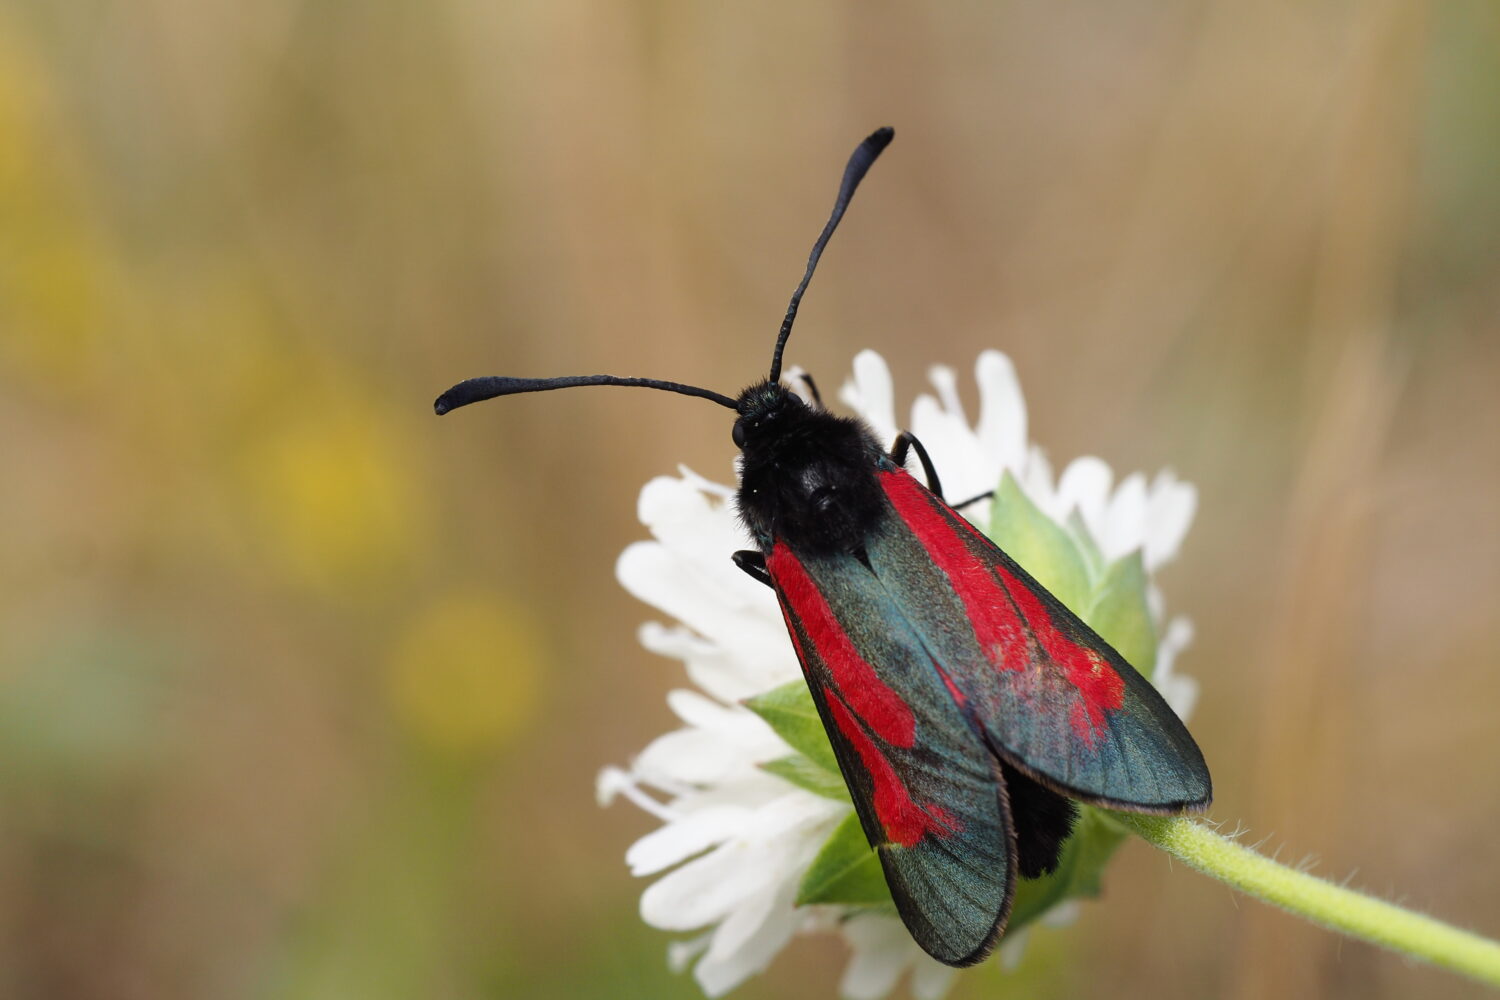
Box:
(733, 381, 888, 556)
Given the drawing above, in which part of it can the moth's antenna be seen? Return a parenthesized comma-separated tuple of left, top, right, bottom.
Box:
(434, 375, 738, 415)
(767, 127, 895, 385)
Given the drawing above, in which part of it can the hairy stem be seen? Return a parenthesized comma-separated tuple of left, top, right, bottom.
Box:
(1103, 813, 1500, 987)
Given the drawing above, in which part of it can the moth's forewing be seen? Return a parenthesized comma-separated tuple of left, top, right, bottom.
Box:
(768, 543, 1014, 967)
(871, 469, 1212, 812)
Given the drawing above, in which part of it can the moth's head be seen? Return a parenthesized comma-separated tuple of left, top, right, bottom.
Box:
(732, 380, 808, 450)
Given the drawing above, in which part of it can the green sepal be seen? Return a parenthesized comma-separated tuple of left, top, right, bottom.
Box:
(796, 812, 894, 908)
(744, 681, 839, 774)
(760, 754, 849, 801)
(1065, 509, 1107, 585)
(1082, 550, 1157, 677)
(987, 472, 1091, 614)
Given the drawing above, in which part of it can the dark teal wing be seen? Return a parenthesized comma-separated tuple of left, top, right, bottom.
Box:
(765, 541, 1014, 967)
(870, 469, 1211, 812)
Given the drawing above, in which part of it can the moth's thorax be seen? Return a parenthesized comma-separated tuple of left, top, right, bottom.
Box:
(732, 380, 888, 555)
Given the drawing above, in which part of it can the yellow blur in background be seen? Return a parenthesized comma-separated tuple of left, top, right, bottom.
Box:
(1, 3, 1497, 999)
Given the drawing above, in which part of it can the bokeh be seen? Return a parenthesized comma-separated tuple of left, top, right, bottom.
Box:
(1, 3, 1497, 998)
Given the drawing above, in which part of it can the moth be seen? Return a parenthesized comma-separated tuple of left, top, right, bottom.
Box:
(435, 127, 1211, 966)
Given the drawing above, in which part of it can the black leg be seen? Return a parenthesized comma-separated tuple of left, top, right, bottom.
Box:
(889, 431, 944, 500)
(951, 489, 994, 512)
(795, 371, 824, 409)
(733, 550, 774, 588)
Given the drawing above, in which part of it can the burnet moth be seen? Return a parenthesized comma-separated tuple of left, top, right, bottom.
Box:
(435, 127, 1212, 967)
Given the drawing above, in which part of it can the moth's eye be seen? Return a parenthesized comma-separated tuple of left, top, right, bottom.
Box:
(731, 419, 748, 448)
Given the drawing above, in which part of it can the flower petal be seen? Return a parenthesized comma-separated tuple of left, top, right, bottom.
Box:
(704, 883, 781, 963)
(782, 365, 819, 408)
(840, 350, 898, 444)
(1153, 616, 1199, 720)
(627, 805, 751, 876)
(674, 464, 735, 499)
(839, 913, 912, 1000)
(639, 623, 746, 702)
(662, 691, 788, 763)
(638, 622, 799, 703)
(639, 793, 836, 931)
(927, 364, 966, 421)
(665, 688, 740, 729)
(975, 350, 1027, 477)
(596, 766, 677, 820)
(1143, 470, 1197, 571)
(618, 543, 793, 692)
(1056, 456, 1113, 539)
(998, 928, 1030, 971)
(910, 392, 993, 509)
(667, 932, 712, 973)
(634, 727, 763, 787)
(909, 956, 959, 1000)
(1101, 471, 1148, 562)
(669, 765, 814, 807)
(1043, 900, 1081, 927)
(639, 840, 766, 931)
(694, 882, 801, 997)
(636, 475, 742, 552)
(1019, 444, 1057, 514)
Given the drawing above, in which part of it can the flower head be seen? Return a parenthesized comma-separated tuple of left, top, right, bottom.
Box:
(601, 350, 1200, 998)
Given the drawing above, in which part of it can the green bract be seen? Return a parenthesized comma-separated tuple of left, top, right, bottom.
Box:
(746, 471, 1161, 937)
(797, 813, 894, 907)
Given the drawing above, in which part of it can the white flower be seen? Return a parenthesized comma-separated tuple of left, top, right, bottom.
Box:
(602, 350, 1200, 998)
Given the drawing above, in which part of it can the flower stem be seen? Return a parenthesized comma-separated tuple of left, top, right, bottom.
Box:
(1103, 812, 1500, 987)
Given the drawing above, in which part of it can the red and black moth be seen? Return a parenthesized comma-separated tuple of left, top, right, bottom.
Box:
(435, 128, 1211, 967)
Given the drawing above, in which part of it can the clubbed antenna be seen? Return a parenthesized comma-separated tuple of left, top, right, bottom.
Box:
(767, 127, 895, 384)
(434, 375, 738, 416)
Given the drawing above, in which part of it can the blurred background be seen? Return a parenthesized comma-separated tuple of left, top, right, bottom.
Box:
(1, 2, 1497, 998)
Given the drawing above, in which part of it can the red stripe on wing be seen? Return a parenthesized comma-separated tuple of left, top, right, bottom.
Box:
(767, 543, 916, 749)
(993, 562, 1124, 743)
(932, 662, 967, 708)
(878, 469, 1124, 745)
(880, 470, 1030, 674)
(824, 688, 961, 847)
